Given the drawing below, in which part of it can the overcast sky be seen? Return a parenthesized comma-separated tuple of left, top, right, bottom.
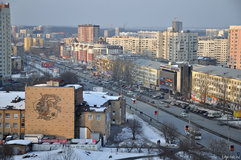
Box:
(8, 0, 241, 29)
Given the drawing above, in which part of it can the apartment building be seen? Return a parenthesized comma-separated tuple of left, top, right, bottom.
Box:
(198, 38, 228, 65)
(24, 37, 44, 52)
(0, 91, 25, 139)
(192, 65, 241, 110)
(229, 25, 241, 69)
(106, 31, 162, 58)
(161, 30, 198, 63)
(80, 91, 125, 140)
(0, 3, 11, 81)
(78, 24, 100, 43)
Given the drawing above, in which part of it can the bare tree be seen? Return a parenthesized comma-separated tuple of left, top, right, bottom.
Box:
(127, 119, 141, 140)
(0, 145, 14, 160)
(111, 59, 134, 85)
(160, 122, 178, 144)
(60, 146, 80, 160)
(209, 139, 230, 157)
(59, 71, 78, 84)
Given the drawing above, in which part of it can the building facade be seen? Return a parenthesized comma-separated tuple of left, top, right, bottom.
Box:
(197, 38, 228, 65)
(162, 30, 198, 63)
(0, 91, 25, 139)
(192, 65, 241, 110)
(0, 3, 11, 81)
(78, 24, 100, 43)
(106, 32, 162, 58)
(25, 82, 83, 139)
(229, 25, 241, 69)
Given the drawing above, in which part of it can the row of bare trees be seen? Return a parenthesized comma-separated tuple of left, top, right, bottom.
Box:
(111, 59, 134, 85)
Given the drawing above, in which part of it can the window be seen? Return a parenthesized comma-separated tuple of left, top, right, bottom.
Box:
(5, 113, 10, 118)
(21, 123, 24, 128)
(0, 123, 1, 127)
(96, 115, 101, 120)
(88, 115, 93, 120)
(5, 123, 10, 128)
(112, 119, 116, 123)
(13, 123, 18, 128)
(13, 113, 18, 119)
(0, 113, 2, 118)
(112, 111, 116, 116)
(21, 113, 25, 118)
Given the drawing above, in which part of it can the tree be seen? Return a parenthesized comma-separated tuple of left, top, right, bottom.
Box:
(59, 71, 78, 84)
(160, 122, 178, 144)
(111, 59, 134, 85)
(127, 119, 141, 140)
(26, 73, 52, 86)
(0, 145, 14, 160)
(209, 139, 230, 157)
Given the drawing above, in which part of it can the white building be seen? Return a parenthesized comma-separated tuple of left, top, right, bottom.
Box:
(162, 30, 198, 63)
(0, 3, 11, 83)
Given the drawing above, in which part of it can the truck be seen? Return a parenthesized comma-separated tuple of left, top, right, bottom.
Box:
(24, 134, 44, 143)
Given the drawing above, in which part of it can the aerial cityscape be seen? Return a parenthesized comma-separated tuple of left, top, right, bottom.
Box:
(0, 0, 241, 159)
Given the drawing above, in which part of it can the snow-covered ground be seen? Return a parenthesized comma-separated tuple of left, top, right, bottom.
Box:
(13, 112, 220, 160)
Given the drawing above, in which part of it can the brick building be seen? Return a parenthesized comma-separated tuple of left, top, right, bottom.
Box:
(0, 91, 25, 139)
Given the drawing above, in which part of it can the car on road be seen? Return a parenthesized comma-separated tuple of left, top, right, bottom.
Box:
(180, 112, 188, 118)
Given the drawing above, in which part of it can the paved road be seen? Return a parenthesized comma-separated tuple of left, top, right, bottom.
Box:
(26, 55, 241, 155)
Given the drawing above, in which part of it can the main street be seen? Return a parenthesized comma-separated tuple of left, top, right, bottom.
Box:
(25, 54, 241, 155)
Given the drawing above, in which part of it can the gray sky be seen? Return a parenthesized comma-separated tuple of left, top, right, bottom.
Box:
(9, 0, 241, 29)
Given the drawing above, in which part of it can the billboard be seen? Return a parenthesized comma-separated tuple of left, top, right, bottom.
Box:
(41, 139, 68, 143)
(234, 110, 241, 118)
(41, 62, 55, 68)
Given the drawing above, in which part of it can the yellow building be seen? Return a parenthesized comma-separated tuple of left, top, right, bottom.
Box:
(0, 91, 25, 139)
(192, 65, 241, 110)
(80, 91, 125, 140)
(106, 32, 162, 58)
(24, 37, 44, 52)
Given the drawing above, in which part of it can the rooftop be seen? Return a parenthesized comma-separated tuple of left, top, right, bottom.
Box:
(83, 91, 120, 112)
(193, 65, 241, 80)
(0, 91, 25, 110)
(134, 59, 167, 70)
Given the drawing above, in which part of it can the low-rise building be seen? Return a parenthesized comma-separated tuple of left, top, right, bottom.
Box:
(0, 91, 25, 139)
(192, 65, 241, 110)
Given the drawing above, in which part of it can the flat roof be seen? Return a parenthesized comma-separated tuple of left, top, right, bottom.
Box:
(193, 65, 241, 80)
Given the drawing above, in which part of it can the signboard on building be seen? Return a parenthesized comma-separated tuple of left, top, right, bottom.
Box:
(234, 110, 241, 118)
(71, 139, 96, 144)
(93, 87, 103, 92)
(41, 62, 55, 68)
(41, 139, 68, 143)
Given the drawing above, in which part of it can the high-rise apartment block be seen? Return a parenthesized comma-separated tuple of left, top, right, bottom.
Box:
(229, 25, 241, 69)
(0, 3, 11, 81)
(172, 20, 183, 32)
(115, 27, 119, 36)
(161, 30, 198, 62)
(24, 37, 44, 52)
(78, 24, 100, 43)
(198, 38, 228, 65)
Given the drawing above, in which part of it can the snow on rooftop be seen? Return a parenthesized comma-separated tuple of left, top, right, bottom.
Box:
(83, 91, 119, 111)
(7, 140, 32, 146)
(64, 84, 82, 89)
(34, 84, 48, 87)
(0, 91, 25, 109)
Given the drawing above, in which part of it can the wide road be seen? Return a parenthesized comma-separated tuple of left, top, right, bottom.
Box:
(26, 54, 241, 155)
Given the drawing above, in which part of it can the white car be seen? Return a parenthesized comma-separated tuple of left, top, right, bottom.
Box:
(180, 112, 187, 118)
